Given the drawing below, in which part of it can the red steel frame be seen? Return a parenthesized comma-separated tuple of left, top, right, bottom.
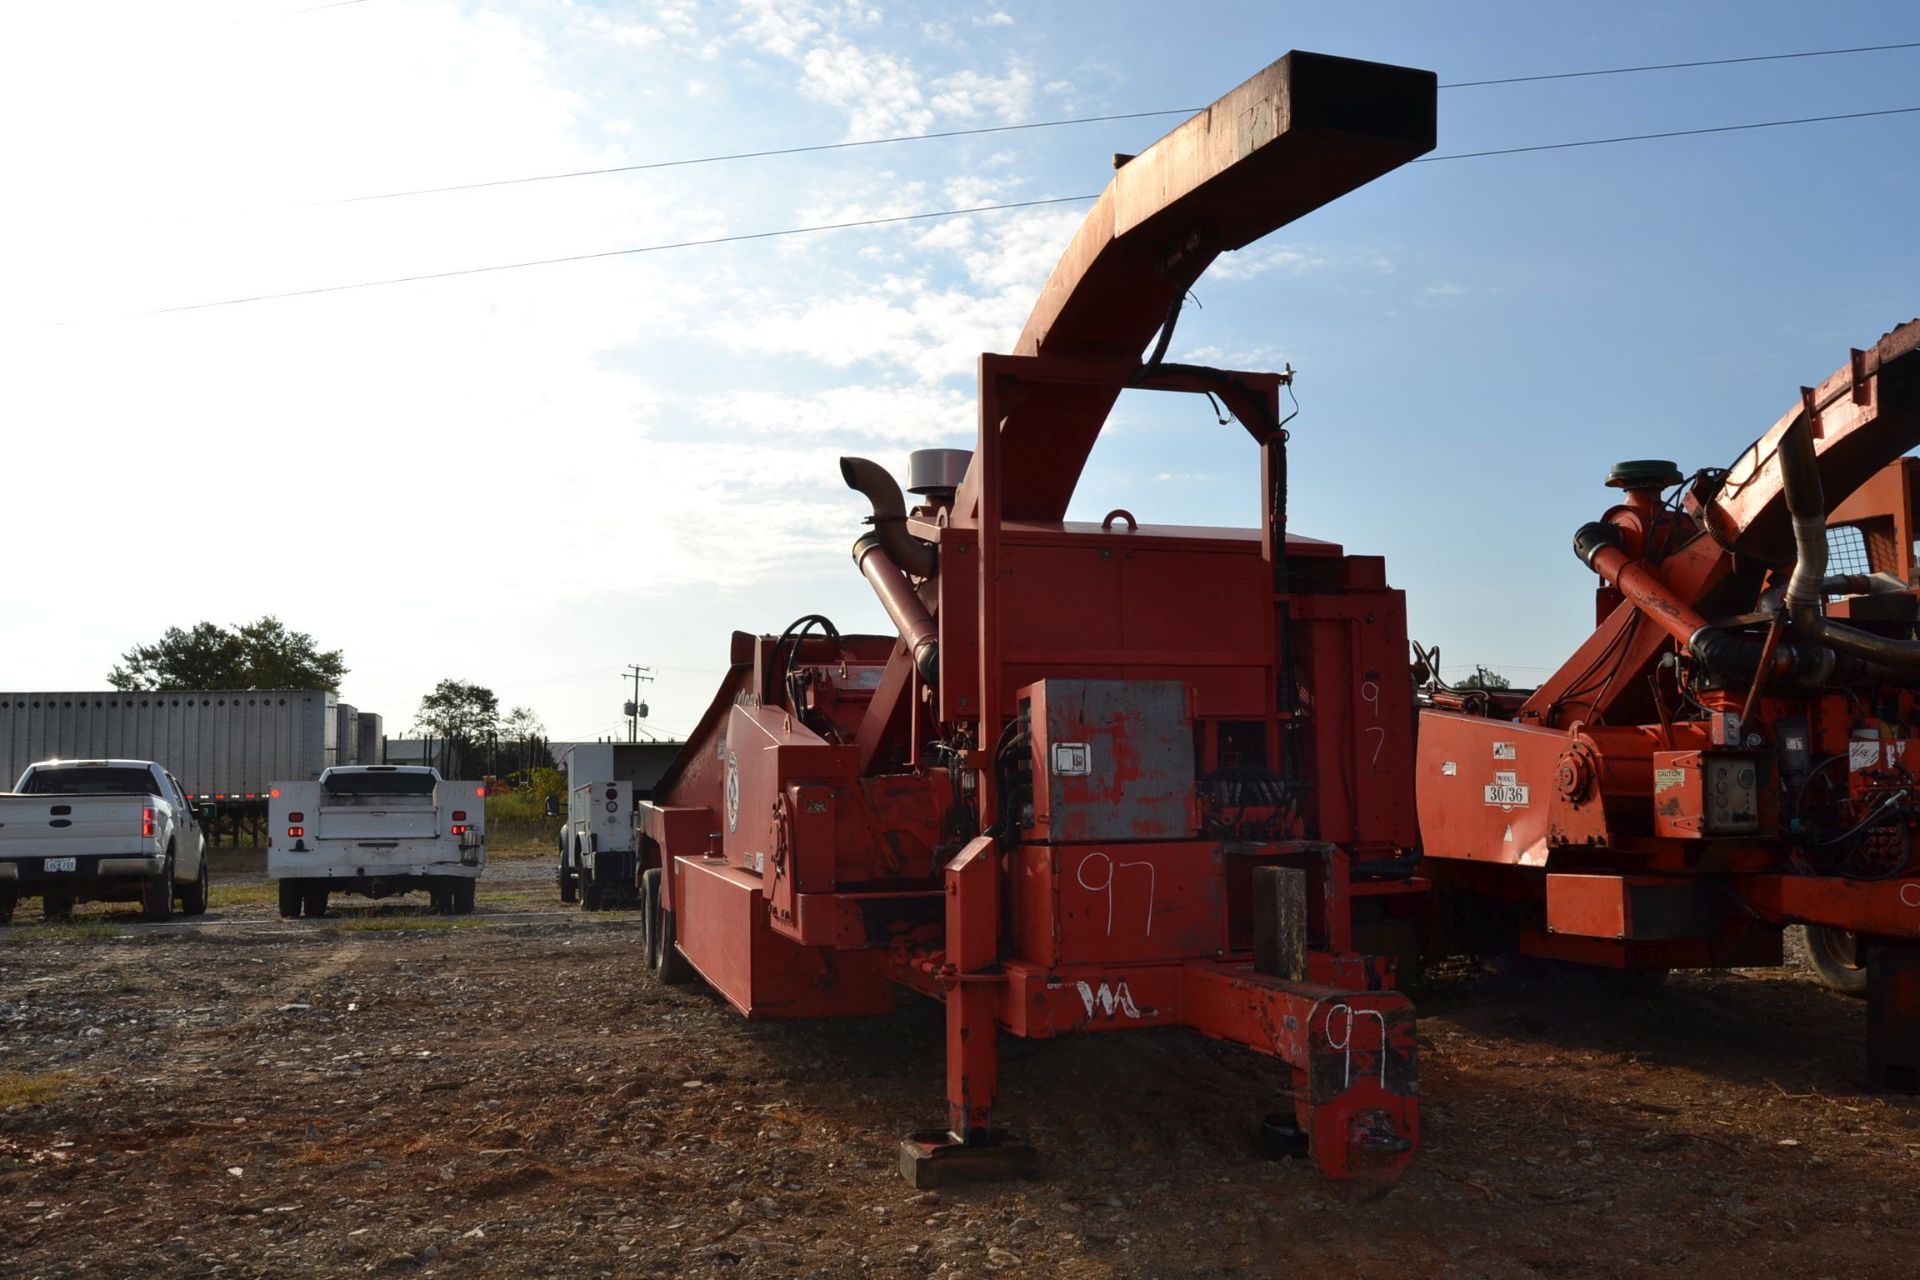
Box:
(634, 51, 1441, 1191)
(1417, 321, 1920, 1088)
(904, 352, 1424, 1186)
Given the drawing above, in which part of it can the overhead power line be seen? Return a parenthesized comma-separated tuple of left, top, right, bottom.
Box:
(142, 195, 1098, 315)
(321, 39, 1920, 206)
(1415, 103, 1920, 162)
(140, 102, 1920, 317)
(324, 110, 1196, 205)
(1439, 39, 1920, 88)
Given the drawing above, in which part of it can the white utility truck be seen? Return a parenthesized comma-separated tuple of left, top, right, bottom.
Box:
(548, 741, 679, 910)
(268, 765, 484, 917)
(0, 758, 212, 924)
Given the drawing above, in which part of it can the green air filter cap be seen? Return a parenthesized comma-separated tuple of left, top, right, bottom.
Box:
(1605, 459, 1684, 490)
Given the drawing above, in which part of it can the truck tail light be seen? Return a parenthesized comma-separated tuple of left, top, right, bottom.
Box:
(451, 810, 467, 822)
(287, 826, 305, 838)
(451, 824, 469, 836)
(288, 812, 304, 823)
(142, 806, 155, 838)
(475, 786, 487, 798)
(270, 787, 281, 799)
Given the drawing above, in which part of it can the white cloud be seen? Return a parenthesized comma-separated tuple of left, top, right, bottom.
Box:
(1210, 245, 1331, 281)
(734, 0, 822, 58)
(1179, 343, 1289, 367)
(929, 66, 1034, 121)
(710, 282, 1028, 383)
(699, 384, 975, 444)
(730, 0, 1033, 141)
(799, 42, 934, 137)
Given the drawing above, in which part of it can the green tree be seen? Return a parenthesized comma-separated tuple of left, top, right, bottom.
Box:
(1456, 666, 1512, 691)
(500, 706, 548, 778)
(109, 615, 346, 690)
(414, 679, 501, 777)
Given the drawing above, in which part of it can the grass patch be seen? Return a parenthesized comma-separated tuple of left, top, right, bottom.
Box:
(1, 921, 122, 943)
(319, 916, 479, 934)
(210, 882, 277, 909)
(0, 1070, 74, 1109)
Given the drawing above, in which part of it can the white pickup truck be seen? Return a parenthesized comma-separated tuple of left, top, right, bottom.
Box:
(0, 758, 212, 924)
(268, 765, 485, 916)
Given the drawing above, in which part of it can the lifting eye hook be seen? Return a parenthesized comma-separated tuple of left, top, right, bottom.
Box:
(1101, 509, 1138, 533)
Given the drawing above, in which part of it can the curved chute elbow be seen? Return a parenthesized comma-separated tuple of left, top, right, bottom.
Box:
(840, 456, 937, 579)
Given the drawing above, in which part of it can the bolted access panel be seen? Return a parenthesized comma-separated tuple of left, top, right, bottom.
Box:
(1020, 678, 1195, 844)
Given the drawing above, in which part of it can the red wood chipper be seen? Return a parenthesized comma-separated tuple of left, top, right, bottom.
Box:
(633, 52, 1438, 1191)
(1417, 320, 1920, 1088)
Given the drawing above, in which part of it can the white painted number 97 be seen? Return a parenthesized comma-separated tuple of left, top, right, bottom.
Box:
(1361, 680, 1386, 765)
(1076, 851, 1157, 938)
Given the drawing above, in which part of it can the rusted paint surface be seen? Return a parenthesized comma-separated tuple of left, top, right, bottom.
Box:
(1022, 679, 1193, 843)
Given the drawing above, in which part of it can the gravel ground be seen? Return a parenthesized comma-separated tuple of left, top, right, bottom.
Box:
(3, 848, 1918, 1279)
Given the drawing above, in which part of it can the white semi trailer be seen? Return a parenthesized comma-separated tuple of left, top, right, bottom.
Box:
(0, 690, 383, 835)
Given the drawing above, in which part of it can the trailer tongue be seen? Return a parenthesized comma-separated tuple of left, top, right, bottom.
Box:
(637, 51, 1438, 1191)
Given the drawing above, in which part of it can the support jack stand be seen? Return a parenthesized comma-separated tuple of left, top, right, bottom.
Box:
(899, 1129, 1036, 1188)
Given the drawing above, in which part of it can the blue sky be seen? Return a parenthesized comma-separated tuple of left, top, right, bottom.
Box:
(2, 1, 1916, 742)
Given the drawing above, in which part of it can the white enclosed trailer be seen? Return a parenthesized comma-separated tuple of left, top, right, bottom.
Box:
(0, 690, 348, 808)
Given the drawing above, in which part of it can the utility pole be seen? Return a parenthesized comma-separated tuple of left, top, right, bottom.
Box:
(624, 665, 654, 744)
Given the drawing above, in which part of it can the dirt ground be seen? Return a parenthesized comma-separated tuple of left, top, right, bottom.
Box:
(3, 848, 1918, 1280)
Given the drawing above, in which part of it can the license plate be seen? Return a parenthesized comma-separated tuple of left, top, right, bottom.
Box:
(43, 857, 77, 872)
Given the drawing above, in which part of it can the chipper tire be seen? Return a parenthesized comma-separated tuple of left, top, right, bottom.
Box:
(644, 867, 696, 985)
(1803, 925, 1869, 997)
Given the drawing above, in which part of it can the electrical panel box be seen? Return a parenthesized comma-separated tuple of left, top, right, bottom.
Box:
(1018, 678, 1194, 843)
(1651, 749, 1761, 838)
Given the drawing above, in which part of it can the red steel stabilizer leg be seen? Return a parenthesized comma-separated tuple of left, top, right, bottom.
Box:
(1866, 940, 1920, 1093)
(901, 838, 1034, 1187)
(1184, 966, 1419, 1195)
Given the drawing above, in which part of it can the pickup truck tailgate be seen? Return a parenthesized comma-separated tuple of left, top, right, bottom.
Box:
(0, 795, 151, 857)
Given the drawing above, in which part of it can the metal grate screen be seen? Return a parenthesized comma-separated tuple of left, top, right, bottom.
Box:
(1827, 524, 1872, 578)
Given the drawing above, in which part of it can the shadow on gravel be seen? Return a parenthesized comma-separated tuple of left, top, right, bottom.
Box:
(1416, 954, 1885, 1094)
